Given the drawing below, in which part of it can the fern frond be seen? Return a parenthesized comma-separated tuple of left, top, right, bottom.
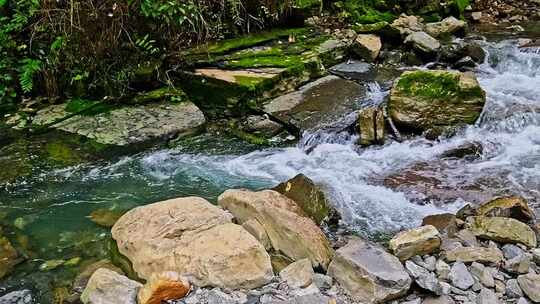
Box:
(19, 59, 41, 93)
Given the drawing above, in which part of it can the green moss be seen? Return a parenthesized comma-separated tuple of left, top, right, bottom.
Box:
(233, 76, 270, 91)
(396, 71, 484, 101)
(226, 55, 303, 69)
(340, 0, 396, 24)
(65, 99, 113, 116)
(295, 0, 321, 9)
(130, 87, 187, 104)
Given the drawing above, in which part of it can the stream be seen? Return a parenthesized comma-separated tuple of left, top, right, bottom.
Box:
(0, 37, 540, 301)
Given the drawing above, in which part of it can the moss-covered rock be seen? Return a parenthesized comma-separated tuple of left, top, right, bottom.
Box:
(0, 233, 21, 279)
(388, 70, 486, 133)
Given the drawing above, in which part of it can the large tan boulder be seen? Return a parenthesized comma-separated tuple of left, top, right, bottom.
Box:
(328, 238, 411, 303)
(81, 268, 142, 304)
(353, 34, 382, 62)
(389, 225, 441, 261)
(477, 196, 535, 222)
(138, 272, 190, 304)
(468, 216, 537, 248)
(111, 197, 273, 289)
(218, 189, 333, 270)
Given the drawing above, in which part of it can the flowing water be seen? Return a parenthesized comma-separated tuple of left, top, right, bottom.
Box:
(1, 37, 540, 301)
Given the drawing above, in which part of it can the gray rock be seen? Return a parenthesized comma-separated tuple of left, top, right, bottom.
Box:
(424, 256, 437, 272)
(280, 259, 314, 289)
(329, 61, 376, 81)
(506, 279, 524, 298)
(33, 102, 206, 146)
(531, 248, 540, 264)
(81, 268, 142, 304)
(518, 297, 530, 304)
(469, 262, 494, 288)
(293, 285, 330, 304)
(402, 298, 422, 304)
(436, 259, 451, 280)
(404, 31, 441, 55)
(0, 290, 33, 304)
(422, 295, 455, 304)
(456, 230, 478, 247)
(405, 260, 443, 295)
(504, 254, 531, 274)
(425, 17, 467, 38)
(327, 237, 412, 303)
(503, 244, 525, 259)
(477, 288, 499, 304)
(207, 288, 237, 304)
(494, 280, 506, 294)
(244, 115, 283, 137)
(312, 273, 332, 290)
(518, 273, 540, 302)
(449, 262, 474, 290)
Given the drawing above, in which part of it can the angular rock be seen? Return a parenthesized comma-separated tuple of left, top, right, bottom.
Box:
(468, 216, 537, 248)
(405, 260, 443, 295)
(72, 259, 123, 295)
(391, 15, 424, 37)
(273, 174, 339, 226)
(329, 61, 376, 81)
(504, 254, 531, 274)
(422, 213, 458, 237)
(422, 295, 455, 304)
(327, 237, 411, 303)
(456, 229, 479, 247)
(444, 247, 503, 264)
(138, 272, 190, 304)
(357, 106, 385, 146)
(279, 259, 314, 289)
(449, 262, 474, 290)
(469, 262, 494, 288)
(112, 197, 273, 289)
(405, 32, 441, 55)
(476, 196, 535, 223)
(81, 268, 142, 304)
(312, 273, 333, 290)
(263, 76, 365, 131)
(353, 34, 382, 62)
(388, 70, 486, 133)
(477, 288, 499, 304)
(436, 259, 451, 281)
(389, 225, 441, 261)
(0, 290, 33, 304)
(518, 273, 540, 303)
(218, 189, 333, 270)
(425, 17, 467, 38)
(33, 102, 206, 146)
(507, 279, 524, 298)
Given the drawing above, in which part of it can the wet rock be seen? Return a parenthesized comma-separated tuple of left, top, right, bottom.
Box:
(507, 278, 524, 298)
(405, 32, 441, 56)
(425, 17, 467, 38)
(444, 246, 503, 264)
(81, 268, 142, 304)
(138, 271, 190, 304)
(422, 214, 458, 237)
(0, 236, 20, 279)
(72, 259, 124, 294)
(33, 102, 206, 146)
(112, 197, 273, 288)
(468, 216, 537, 248)
(477, 288, 499, 304)
(441, 142, 483, 160)
(329, 61, 376, 81)
(327, 237, 411, 303)
(263, 75, 365, 131)
(242, 219, 272, 250)
(405, 260, 443, 295)
(476, 196, 535, 223)
(88, 208, 125, 228)
(388, 70, 486, 133)
(244, 115, 283, 137)
(39, 259, 65, 271)
(0, 290, 33, 304)
(273, 174, 339, 226)
(353, 34, 382, 62)
(389, 225, 441, 261)
(356, 106, 385, 146)
(449, 262, 474, 290)
(279, 259, 314, 289)
(454, 56, 477, 71)
(218, 189, 333, 270)
(518, 273, 540, 303)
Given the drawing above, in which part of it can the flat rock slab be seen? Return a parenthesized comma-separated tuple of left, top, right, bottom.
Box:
(194, 67, 285, 85)
(329, 61, 376, 81)
(33, 102, 206, 146)
(263, 75, 365, 131)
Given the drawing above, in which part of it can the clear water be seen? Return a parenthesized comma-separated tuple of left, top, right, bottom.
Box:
(1, 38, 540, 301)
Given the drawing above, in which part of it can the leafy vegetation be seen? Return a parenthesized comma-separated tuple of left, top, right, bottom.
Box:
(335, 0, 396, 24)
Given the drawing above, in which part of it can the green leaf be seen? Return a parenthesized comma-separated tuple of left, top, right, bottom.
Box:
(0, 0, 7, 7)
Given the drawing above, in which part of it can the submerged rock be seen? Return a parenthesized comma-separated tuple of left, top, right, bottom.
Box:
(218, 189, 333, 270)
(356, 106, 385, 146)
(327, 237, 411, 303)
(467, 216, 537, 248)
(81, 268, 142, 304)
(112, 197, 273, 289)
(88, 208, 125, 228)
(388, 70, 486, 133)
(389, 225, 441, 261)
(33, 102, 206, 146)
(273, 174, 339, 226)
